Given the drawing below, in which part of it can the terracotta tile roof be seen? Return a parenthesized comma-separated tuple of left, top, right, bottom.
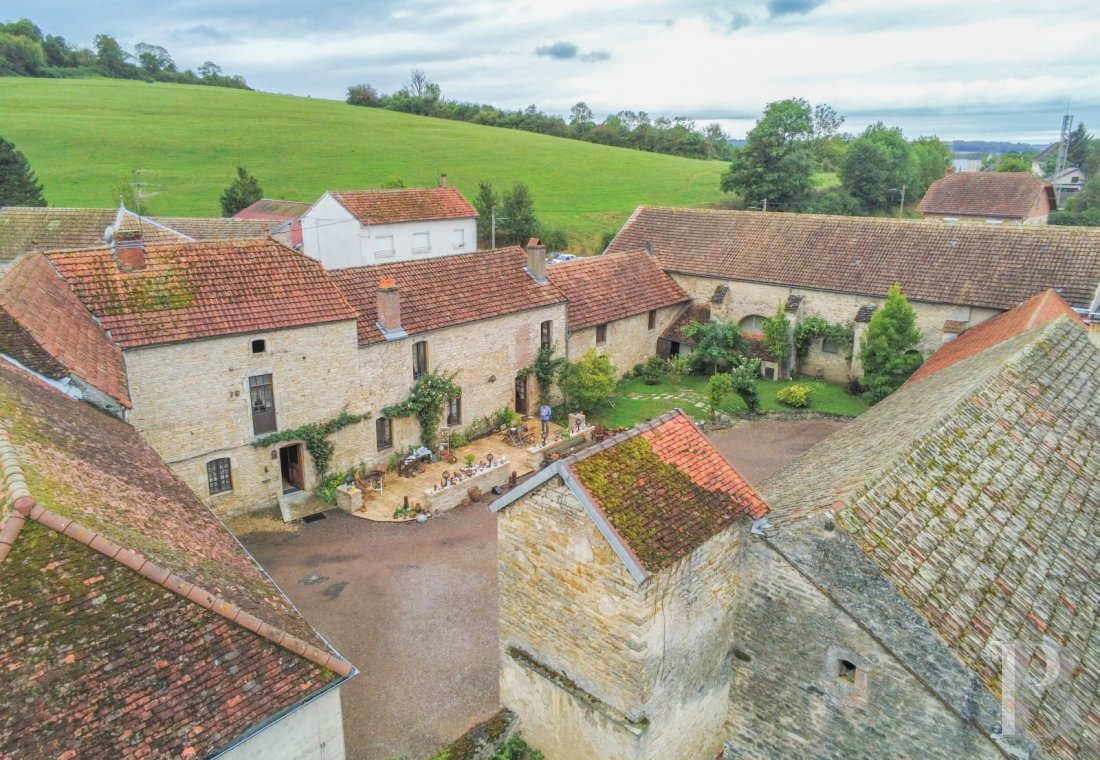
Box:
(331, 186, 478, 225)
(544, 250, 689, 331)
(0, 360, 352, 757)
(330, 247, 566, 345)
(567, 409, 767, 573)
(607, 206, 1100, 311)
(908, 289, 1080, 384)
(233, 198, 312, 219)
(661, 304, 711, 345)
(0, 254, 130, 407)
(149, 216, 275, 239)
(46, 238, 357, 348)
(760, 315, 1100, 758)
(917, 171, 1056, 218)
(0, 207, 118, 266)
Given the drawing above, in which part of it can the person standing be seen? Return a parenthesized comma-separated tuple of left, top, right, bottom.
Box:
(539, 402, 552, 444)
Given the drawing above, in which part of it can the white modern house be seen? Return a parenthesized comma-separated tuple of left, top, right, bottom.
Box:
(300, 184, 479, 269)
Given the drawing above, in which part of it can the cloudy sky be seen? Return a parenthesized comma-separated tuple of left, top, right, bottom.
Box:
(11, 0, 1100, 142)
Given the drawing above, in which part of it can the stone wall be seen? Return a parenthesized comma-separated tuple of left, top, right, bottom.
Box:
(221, 684, 346, 760)
(566, 305, 683, 376)
(357, 302, 568, 462)
(497, 477, 743, 760)
(671, 274, 1001, 382)
(123, 320, 370, 517)
(724, 536, 1003, 759)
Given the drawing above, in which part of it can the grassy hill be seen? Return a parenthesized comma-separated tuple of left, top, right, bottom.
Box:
(0, 78, 729, 250)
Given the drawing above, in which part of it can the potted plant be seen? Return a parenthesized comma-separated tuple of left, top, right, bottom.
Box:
(463, 453, 477, 475)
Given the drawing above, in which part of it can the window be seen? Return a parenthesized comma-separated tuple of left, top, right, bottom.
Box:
(373, 234, 395, 259)
(595, 324, 607, 344)
(376, 417, 393, 451)
(207, 458, 233, 495)
(837, 659, 857, 683)
(412, 231, 431, 254)
(251, 339, 266, 354)
(822, 338, 839, 354)
(413, 341, 429, 379)
(446, 391, 461, 426)
(540, 320, 552, 349)
(249, 374, 276, 435)
(452, 228, 466, 250)
(647, 309, 657, 330)
(738, 314, 767, 335)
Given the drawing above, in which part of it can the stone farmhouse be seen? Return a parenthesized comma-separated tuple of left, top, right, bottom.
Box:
(492, 291, 1100, 759)
(0, 358, 354, 758)
(0, 204, 276, 272)
(918, 171, 1058, 224)
(300, 185, 479, 269)
(491, 409, 768, 760)
(607, 206, 1100, 381)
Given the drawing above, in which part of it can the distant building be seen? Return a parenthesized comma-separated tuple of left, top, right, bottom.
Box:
(233, 198, 311, 247)
(300, 185, 478, 269)
(918, 171, 1057, 224)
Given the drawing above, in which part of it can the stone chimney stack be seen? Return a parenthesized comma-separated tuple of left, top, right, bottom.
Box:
(526, 238, 547, 285)
(376, 277, 406, 339)
(439, 173, 448, 187)
(113, 229, 147, 270)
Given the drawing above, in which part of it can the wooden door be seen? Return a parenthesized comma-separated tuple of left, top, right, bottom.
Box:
(514, 375, 528, 416)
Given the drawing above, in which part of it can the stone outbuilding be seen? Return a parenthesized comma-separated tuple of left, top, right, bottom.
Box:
(491, 409, 767, 760)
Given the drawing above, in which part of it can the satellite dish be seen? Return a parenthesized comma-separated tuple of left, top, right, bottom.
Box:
(103, 225, 115, 242)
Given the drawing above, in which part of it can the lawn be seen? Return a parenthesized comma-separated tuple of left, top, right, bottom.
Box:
(590, 375, 869, 429)
(0, 77, 730, 251)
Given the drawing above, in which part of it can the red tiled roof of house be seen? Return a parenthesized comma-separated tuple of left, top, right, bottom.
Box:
(46, 238, 357, 348)
(917, 171, 1056, 218)
(0, 360, 352, 757)
(907, 289, 1080, 384)
(233, 198, 312, 220)
(545, 250, 689, 331)
(567, 409, 767, 573)
(149, 216, 274, 240)
(330, 247, 566, 345)
(661, 304, 711, 345)
(0, 254, 130, 407)
(607, 206, 1100, 311)
(0, 207, 119, 267)
(331, 187, 477, 225)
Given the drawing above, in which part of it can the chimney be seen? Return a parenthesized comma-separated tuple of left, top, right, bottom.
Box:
(526, 238, 547, 285)
(113, 229, 147, 270)
(439, 173, 448, 187)
(376, 277, 407, 339)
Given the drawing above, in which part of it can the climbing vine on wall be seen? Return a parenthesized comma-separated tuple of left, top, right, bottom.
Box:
(794, 317, 855, 359)
(382, 370, 460, 448)
(517, 345, 566, 405)
(252, 410, 371, 477)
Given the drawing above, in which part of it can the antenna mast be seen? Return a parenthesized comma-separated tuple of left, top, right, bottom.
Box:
(1054, 111, 1073, 179)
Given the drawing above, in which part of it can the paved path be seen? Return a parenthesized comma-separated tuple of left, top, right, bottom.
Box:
(705, 417, 850, 485)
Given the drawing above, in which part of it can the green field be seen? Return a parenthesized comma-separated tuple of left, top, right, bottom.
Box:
(591, 376, 869, 429)
(0, 78, 729, 250)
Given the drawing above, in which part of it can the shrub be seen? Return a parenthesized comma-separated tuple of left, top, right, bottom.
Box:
(316, 470, 349, 504)
(666, 355, 691, 387)
(491, 407, 521, 429)
(776, 383, 814, 408)
(447, 431, 469, 449)
(641, 355, 665, 385)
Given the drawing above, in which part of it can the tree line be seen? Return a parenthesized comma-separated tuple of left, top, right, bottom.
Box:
(0, 18, 249, 89)
(347, 71, 733, 162)
(720, 98, 954, 215)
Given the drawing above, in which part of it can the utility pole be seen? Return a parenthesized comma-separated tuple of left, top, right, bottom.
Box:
(897, 184, 905, 218)
(762, 198, 767, 213)
(491, 208, 495, 249)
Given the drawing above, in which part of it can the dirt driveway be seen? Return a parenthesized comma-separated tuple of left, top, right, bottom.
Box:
(238, 417, 846, 759)
(242, 504, 499, 760)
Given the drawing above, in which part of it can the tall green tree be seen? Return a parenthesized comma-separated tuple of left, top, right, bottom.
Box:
(0, 32, 45, 75)
(472, 181, 499, 248)
(1067, 123, 1092, 170)
(219, 165, 263, 216)
(841, 122, 913, 213)
(720, 98, 816, 210)
(558, 349, 616, 414)
(499, 183, 538, 246)
(909, 136, 953, 198)
(859, 283, 923, 402)
(93, 34, 131, 78)
(0, 137, 46, 206)
(682, 320, 749, 375)
(761, 302, 792, 372)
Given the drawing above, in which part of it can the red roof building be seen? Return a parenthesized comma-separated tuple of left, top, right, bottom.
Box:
(917, 171, 1057, 223)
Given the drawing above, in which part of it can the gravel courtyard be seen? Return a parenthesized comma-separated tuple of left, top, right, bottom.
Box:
(239, 416, 848, 759)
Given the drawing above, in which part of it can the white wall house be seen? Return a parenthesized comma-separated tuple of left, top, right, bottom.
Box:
(300, 186, 478, 270)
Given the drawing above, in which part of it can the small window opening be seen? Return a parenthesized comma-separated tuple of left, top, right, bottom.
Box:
(838, 659, 857, 683)
(251, 339, 266, 354)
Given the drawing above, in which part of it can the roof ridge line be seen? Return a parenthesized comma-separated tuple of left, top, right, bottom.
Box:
(0, 423, 34, 563)
(3, 467, 352, 676)
(19, 500, 354, 677)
